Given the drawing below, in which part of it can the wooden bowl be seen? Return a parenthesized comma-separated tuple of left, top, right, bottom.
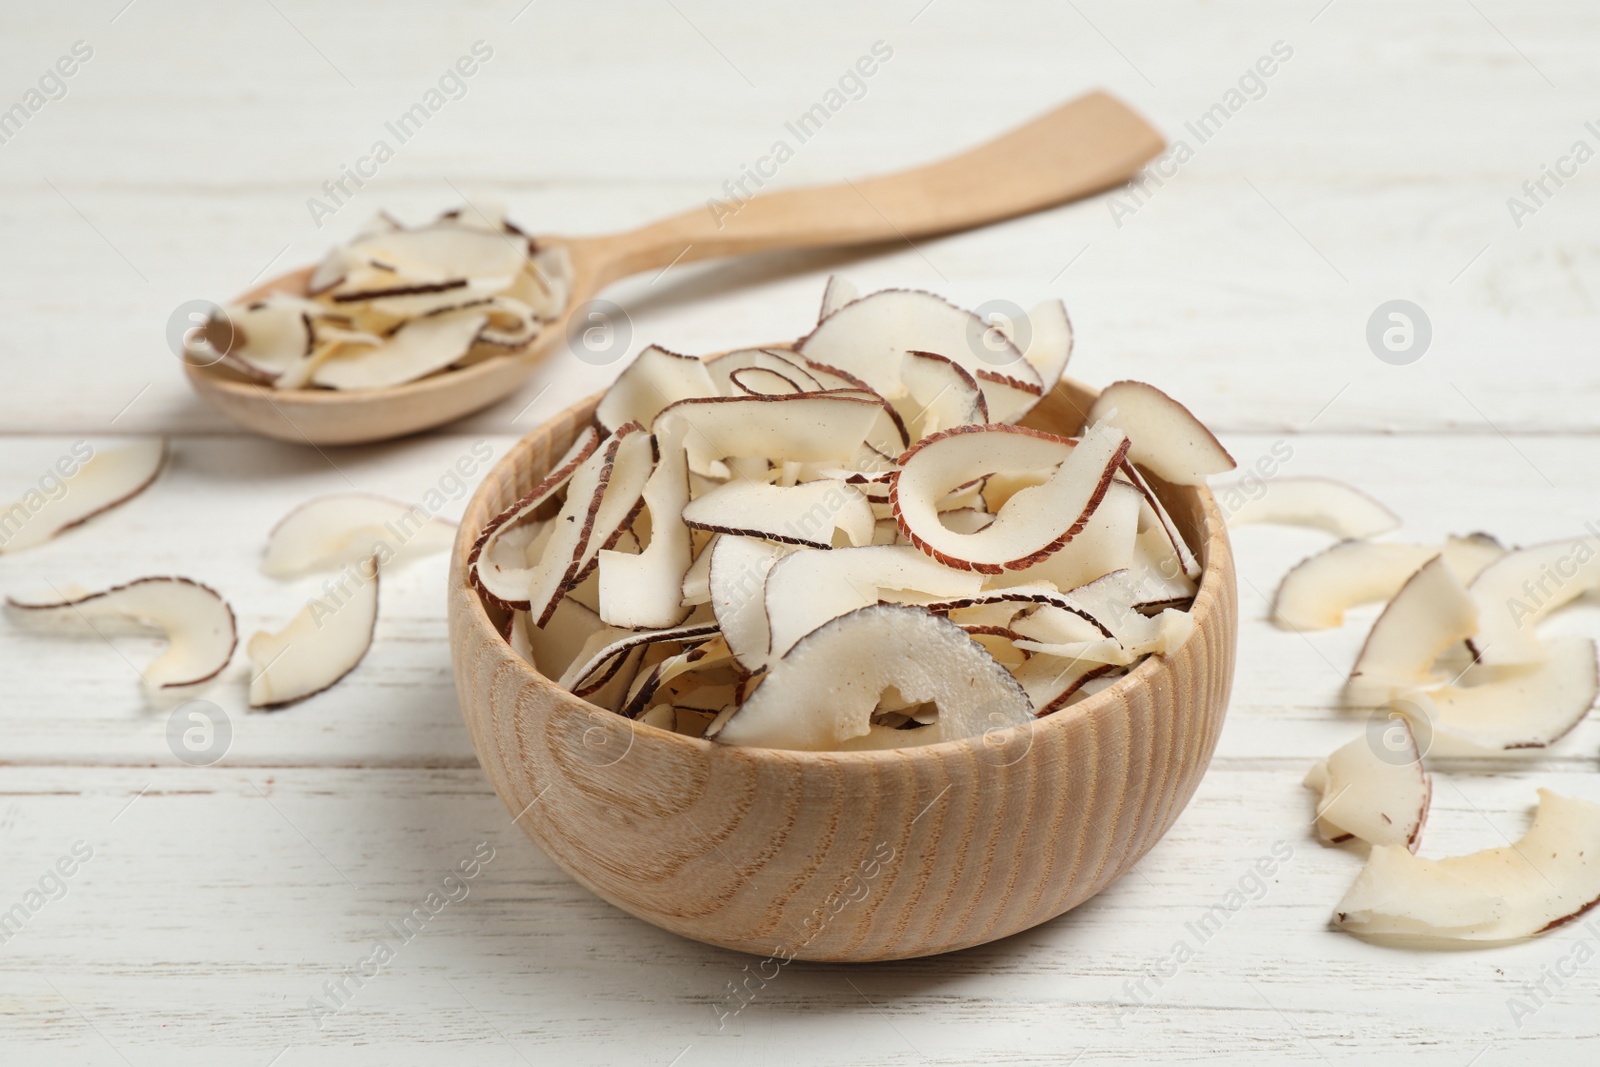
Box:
(447, 375, 1237, 962)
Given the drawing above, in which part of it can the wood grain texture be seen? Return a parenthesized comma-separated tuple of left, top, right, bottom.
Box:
(448, 376, 1237, 960)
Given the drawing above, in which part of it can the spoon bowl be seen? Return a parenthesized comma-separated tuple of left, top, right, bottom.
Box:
(185, 92, 1163, 445)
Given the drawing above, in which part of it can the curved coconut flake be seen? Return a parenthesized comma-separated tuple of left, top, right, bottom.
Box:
(509, 598, 606, 681)
(1119, 460, 1200, 581)
(620, 636, 736, 719)
(1007, 299, 1074, 396)
(337, 222, 529, 287)
(1304, 724, 1430, 850)
(471, 296, 543, 348)
(1223, 477, 1401, 539)
(1334, 789, 1600, 942)
(818, 275, 859, 322)
(1469, 537, 1600, 666)
(470, 427, 602, 609)
(1087, 380, 1235, 486)
(728, 366, 804, 396)
(682, 479, 874, 550)
(247, 560, 378, 708)
(522, 425, 647, 627)
(986, 478, 1142, 594)
(714, 604, 1032, 751)
(655, 393, 885, 472)
(1400, 636, 1598, 753)
(7, 577, 236, 694)
(262, 494, 454, 578)
(795, 288, 1039, 406)
(705, 348, 823, 396)
(358, 276, 515, 320)
(1274, 535, 1504, 632)
(539, 424, 653, 624)
(681, 539, 715, 606)
(187, 295, 321, 383)
(596, 345, 719, 434)
(312, 307, 490, 390)
(0, 438, 165, 554)
(898, 350, 987, 439)
(557, 620, 720, 694)
(597, 421, 693, 629)
(708, 535, 795, 671)
(1013, 656, 1119, 716)
(972, 369, 1044, 425)
(1347, 556, 1478, 707)
(892, 422, 1129, 574)
(763, 545, 984, 662)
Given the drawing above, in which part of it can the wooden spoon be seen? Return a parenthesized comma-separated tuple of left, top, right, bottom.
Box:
(185, 90, 1162, 445)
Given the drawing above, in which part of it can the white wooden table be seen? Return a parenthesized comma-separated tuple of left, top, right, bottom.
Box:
(4, 1, 1598, 1062)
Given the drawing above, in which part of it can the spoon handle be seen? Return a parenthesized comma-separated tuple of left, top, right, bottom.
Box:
(583, 91, 1162, 282)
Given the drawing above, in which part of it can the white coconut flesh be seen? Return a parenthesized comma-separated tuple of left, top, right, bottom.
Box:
(248, 562, 379, 708)
(262, 493, 455, 578)
(1334, 790, 1600, 942)
(818, 275, 859, 322)
(1399, 636, 1598, 753)
(1347, 556, 1479, 707)
(597, 421, 693, 629)
(1274, 535, 1506, 632)
(1304, 723, 1430, 850)
(1087, 380, 1235, 486)
(796, 288, 1043, 420)
(762, 545, 983, 664)
(1223, 477, 1401, 539)
(596, 345, 718, 433)
(472, 427, 602, 609)
(712, 604, 1032, 750)
(707, 535, 795, 671)
(7, 577, 237, 693)
(312, 307, 491, 390)
(682, 478, 875, 550)
(1469, 537, 1600, 666)
(0, 438, 165, 554)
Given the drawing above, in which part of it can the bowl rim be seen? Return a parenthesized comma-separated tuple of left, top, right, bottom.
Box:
(453, 372, 1232, 766)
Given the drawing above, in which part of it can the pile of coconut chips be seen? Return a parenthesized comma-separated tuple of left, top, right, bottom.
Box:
(1226, 475, 1600, 942)
(186, 206, 571, 390)
(471, 279, 1237, 751)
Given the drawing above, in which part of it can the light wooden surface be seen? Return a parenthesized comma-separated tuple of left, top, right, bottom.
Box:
(3, 0, 1599, 1062)
(448, 378, 1235, 962)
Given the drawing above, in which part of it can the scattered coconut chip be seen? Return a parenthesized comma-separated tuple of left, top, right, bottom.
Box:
(656, 393, 886, 472)
(1223, 477, 1401, 539)
(1274, 535, 1505, 632)
(0, 438, 165, 554)
(1334, 790, 1600, 942)
(1347, 556, 1479, 707)
(262, 494, 455, 578)
(1304, 724, 1430, 850)
(713, 604, 1032, 750)
(1087, 381, 1235, 486)
(1469, 537, 1600, 666)
(7, 577, 236, 694)
(1399, 636, 1598, 753)
(247, 559, 379, 708)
